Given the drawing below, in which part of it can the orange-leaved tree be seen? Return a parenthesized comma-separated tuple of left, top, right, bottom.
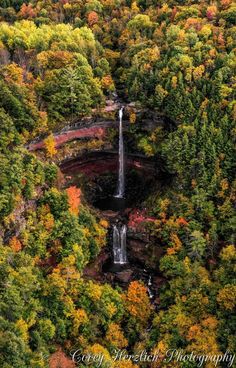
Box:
(49, 348, 75, 368)
(9, 236, 22, 252)
(124, 281, 152, 325)
(87, 11, 99, 26)
(66, 186, 81, 216)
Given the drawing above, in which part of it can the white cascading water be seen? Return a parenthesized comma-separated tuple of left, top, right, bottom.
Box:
(147, 275, 154, 299)
(115, 107, 125, 198)
(113, 224, 127, 264)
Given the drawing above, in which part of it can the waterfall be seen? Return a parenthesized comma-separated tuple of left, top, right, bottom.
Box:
(113, 224, 127, 264)
(148, 275, 152, 286)
(147, 275, 154, 299)
(115, 107, 125, 198)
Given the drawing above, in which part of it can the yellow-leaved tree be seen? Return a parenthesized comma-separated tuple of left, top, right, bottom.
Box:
(44, 134, 57, 158)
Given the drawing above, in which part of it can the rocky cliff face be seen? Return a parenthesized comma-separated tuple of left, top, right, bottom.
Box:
(28, 101, 174, 158)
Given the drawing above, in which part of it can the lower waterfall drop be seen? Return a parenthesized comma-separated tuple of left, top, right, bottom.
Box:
(112, 224, 127, 265)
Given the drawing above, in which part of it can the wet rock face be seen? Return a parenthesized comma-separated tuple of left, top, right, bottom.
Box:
(60, 151, 158, 211)
(83, 247, 110, 283)
(128, 238, 164, 270)
(115, 269, 134, 283)
(62, 155, 118, 177)
(83, 235, 164, 288)
(60, 151, 157, 177)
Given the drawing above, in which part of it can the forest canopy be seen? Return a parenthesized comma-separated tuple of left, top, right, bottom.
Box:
(0, 1, 235, 368)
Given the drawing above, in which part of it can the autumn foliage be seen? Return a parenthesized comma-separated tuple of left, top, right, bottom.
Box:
(44, 134, 57, 158)
(206, 5, 218, 20)
(66, 186, 81, 215)
(9, 236, 22, 252)
(0, 0, 235, 366)
(19, 3, 37, 18)
(49, 349, 75, 368)
(87, 11, 99, 26)
(125, 281, 152, 324)
(106, 323, 128, 348)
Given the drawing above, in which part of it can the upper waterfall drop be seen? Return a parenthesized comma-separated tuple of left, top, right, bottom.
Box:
(115, 106, 125, 198)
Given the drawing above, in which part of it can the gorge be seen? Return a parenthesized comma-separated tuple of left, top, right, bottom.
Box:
(0, 3, 235, 367)
(59, 103, 164, 292)
(28, 101, 167, 295)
